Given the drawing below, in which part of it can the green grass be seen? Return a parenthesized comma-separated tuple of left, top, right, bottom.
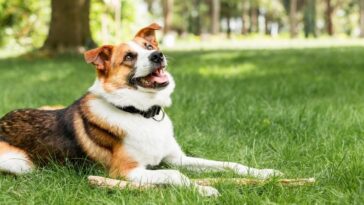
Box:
(1, 47, 364, 204)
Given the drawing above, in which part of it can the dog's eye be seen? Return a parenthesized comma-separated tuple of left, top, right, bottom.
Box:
(146, 44, 154, 50)
(124, 53, 134, 61)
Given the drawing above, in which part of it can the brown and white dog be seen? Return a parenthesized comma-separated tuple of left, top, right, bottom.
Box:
(0, 23, 282, 196)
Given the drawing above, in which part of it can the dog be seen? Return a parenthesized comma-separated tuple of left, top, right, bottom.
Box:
(0, 23, 282, 196)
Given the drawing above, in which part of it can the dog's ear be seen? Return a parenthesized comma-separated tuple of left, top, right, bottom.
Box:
(84, 45, 114, 73)
(135, 23, 162, 47)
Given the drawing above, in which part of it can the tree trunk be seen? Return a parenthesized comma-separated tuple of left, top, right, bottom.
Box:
(289, 0, 298, 38)
(304, 0, 317, 38)
(42, 0, 95, 53)
(360, 0, 364, 37)
(325, 0, 334, 36)
(162, 0, 174, 34)
(241, 0, 249, 35)
(265, 14, 270, 35)
(226, 14, 231, 39)
(249, 7, 258, 33)
(211, 0, 220, 34)
(196, 0, 202, 35)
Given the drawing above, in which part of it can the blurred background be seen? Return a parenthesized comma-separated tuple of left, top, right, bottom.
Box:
(1, 0, 364, 56)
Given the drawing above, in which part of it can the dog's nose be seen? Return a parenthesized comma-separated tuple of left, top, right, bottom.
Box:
(149, 51, 164, 64)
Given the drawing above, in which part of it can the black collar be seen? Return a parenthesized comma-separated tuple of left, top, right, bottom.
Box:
(116, 105, 163, 119)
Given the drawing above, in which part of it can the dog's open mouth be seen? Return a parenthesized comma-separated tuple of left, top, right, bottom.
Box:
(136, 67, 169, 89)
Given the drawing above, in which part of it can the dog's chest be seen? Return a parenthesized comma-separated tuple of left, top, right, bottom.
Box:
(88, 99, 176, 166)
(121, 113, 175, 166)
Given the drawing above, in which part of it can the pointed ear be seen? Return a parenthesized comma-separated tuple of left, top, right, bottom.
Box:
(84, 45, 114, 72)
(135, 23, 162, 46)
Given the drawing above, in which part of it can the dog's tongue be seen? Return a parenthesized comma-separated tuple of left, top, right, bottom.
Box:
(152, 75, 168, 84)
(149, 69, 168, 84)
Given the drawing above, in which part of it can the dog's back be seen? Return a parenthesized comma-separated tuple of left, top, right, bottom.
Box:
(0, 103, 86, 170)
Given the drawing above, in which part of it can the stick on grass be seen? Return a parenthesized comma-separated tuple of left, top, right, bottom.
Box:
(88, 175, 316, 190)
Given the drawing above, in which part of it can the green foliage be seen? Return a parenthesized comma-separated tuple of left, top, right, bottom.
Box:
(90, 0, 138, 44)
(0, 0, 138, 49)
(0, 0, 50, 48)
(260, 0, 285, 20)
(171, 1, 189, 32)
(282, 0, 306, 14)
(337, 0, 358, 36)
(0, 47, 364, 204)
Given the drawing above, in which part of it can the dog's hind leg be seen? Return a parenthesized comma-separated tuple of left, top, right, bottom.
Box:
(0, 141, 33, 175)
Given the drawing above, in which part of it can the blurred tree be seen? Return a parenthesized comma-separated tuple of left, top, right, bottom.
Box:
(325, 0, 334, 35)
(221, 0, 240, 38)
(222, 1, 232, 38)
(260, 0, 285, 35)
(249, 0, 259, 33)
(91, 0, 136, 44)
(171, 1, 189, 34)
(162, 0, 174, 34)
(2, 0, 364, 51)
(241, 0, 250, 34)
(188, 0, 205, 35)
(145, 0, 154, 14)
(360, 0, 364, 37)
(323, 0, 349, 36)
(211, 0, 220, 34)
(304, 0, 317, 37)
(338, 1, 357, 36)
(42, 0, 96, 53)
(283, 0, 305, 38)
(289, 0, 298, 37)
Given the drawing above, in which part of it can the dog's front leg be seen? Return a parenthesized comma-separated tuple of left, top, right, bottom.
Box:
(125, 167, 220, 196)
(164, 154, 283, 179)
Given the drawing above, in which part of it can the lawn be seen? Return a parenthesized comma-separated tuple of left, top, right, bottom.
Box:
(0, 47, 363, 204)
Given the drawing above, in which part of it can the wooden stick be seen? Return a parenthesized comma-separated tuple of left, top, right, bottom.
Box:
(193, 177, 316, 186)
(88, 176, 156, 189)
(88, 176, 315, 190)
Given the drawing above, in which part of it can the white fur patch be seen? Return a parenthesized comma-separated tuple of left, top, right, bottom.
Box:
(0, 152, 33, 174)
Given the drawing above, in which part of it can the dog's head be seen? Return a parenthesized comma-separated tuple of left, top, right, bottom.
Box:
(85, 23, 175, 110)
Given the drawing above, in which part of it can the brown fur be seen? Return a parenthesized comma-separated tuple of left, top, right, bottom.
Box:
(79, 94, 126, 138)
(0, 107, 85, 164)
(103, 44, 136, 92)
(77, 94, 138, 176)
(72, 110, 113, 167)
(0, 141, 30, 159)
(134, 23, 161, 47)
(109, 144, 138, 178)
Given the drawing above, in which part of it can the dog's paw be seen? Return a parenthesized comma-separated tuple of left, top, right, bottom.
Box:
(196, 185, 220, 197)
(253, 169, 284, 179)
(231, 164, 283, 179)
